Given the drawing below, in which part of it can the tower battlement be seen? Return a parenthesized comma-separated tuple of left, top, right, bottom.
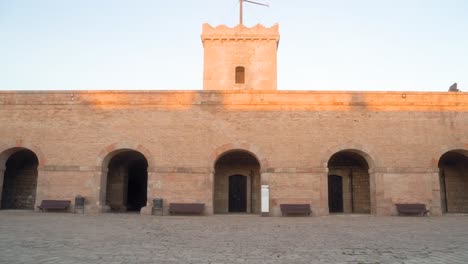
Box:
(201, 23, 280, 42)
(201, 23, 280, 91)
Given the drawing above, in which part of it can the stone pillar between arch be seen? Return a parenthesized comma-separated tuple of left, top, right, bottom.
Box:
(268, 168, 328, 217)
(94, 168, 110, 213)
(0, 167, 4, 207)
(373, 171, 390, 216)
(145, 168, 213, 216)
(141, 171, 158, 215)
(319, 170, 330, 216)
(208, 171, 215, 215)
(33, 168, 46, 211)
(375, 170, 440, 216)
(431, 171, 442, 216)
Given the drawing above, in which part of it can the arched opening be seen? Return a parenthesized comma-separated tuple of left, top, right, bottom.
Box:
(1, 148, 39, 209)
(214, 150, 260, 214)
(328, 151, 371, 214)
(439, 150, 468, 213)
(235, 66, 245, 84)
(105, 150, 148, 212)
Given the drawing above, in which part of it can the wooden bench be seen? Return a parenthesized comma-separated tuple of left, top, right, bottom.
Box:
(280, 204, 312, 216)
(169, 203, 204, 215)
(37, 200, 71, 212)
(395, 203, 429, 216)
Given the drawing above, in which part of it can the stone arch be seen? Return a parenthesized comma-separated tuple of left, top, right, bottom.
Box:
(96, 143, 154, 213)
(0, 141, 45, 169)
(321, 143, 378, 173)
(213, 148, 262, 214)
(438, 149, 468, 213)
(210, 142, 268, 172)
(432, 143, 468, 170)
(97, 142, 155, 171)
(0, 147, 40, 209)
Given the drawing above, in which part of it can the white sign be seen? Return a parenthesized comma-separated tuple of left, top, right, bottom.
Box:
(261, 185, 269, 213)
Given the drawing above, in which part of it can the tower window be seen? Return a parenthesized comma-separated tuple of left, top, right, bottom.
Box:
(235, 66, 245, 84)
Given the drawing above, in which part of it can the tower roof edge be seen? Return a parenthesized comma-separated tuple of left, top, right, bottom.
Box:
(201, 23, 279, 41)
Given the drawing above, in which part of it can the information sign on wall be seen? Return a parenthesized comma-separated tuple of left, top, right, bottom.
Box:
(261, 185, 269, 216)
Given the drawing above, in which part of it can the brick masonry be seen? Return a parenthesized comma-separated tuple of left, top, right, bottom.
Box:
(0, 90, 466, 216)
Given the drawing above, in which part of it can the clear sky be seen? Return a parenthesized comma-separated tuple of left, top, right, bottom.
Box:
(1, 0, 467, 91)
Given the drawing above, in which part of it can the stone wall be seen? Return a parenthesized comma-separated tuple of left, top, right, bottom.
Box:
(0, 90, 466, 216)
(269, 170, 327, 216)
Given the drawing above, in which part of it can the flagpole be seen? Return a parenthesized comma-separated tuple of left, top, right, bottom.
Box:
(240, 0, 243, 25)
(239, 0, 269, 25)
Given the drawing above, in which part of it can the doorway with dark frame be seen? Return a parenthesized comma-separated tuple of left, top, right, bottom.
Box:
(229, 175, 247, 212)
(328, 175, 344, 213)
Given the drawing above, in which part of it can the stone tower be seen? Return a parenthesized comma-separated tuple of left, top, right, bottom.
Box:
(201, 23, 280, 90)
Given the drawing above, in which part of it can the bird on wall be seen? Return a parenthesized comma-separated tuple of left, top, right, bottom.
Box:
(449, 83, 460, 92)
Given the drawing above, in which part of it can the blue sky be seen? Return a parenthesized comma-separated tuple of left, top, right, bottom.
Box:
(1, 0, 467, 91)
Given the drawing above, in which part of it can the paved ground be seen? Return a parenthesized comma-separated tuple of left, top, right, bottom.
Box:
(0, 211, 467, 264)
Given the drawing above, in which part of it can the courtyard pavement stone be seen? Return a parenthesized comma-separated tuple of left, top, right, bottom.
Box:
(0, 211, 467, 264)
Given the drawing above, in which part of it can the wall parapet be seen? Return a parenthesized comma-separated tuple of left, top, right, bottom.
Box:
(201, 23, 280, 43)
(0, 90, 466, 112)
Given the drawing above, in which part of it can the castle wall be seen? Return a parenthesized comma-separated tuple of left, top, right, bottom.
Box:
(0, 90, 466, 216)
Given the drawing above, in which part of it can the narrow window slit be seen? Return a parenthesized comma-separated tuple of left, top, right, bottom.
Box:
(235, 66, 245, 84)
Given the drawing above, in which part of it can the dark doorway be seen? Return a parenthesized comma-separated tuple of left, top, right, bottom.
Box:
(229, 175, 247, 212)
(126, 159, 148, 212)
(328, 175, 343, 213)
(1, 149, 38, 209)
(106, 150, 148, 212)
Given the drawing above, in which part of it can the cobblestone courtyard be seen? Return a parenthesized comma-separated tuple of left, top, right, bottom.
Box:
(1, 211, 467, 264)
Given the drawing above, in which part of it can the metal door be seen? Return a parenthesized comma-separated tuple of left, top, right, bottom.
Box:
(328, 175, 343, 213)
(229, 175, 247, 212)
